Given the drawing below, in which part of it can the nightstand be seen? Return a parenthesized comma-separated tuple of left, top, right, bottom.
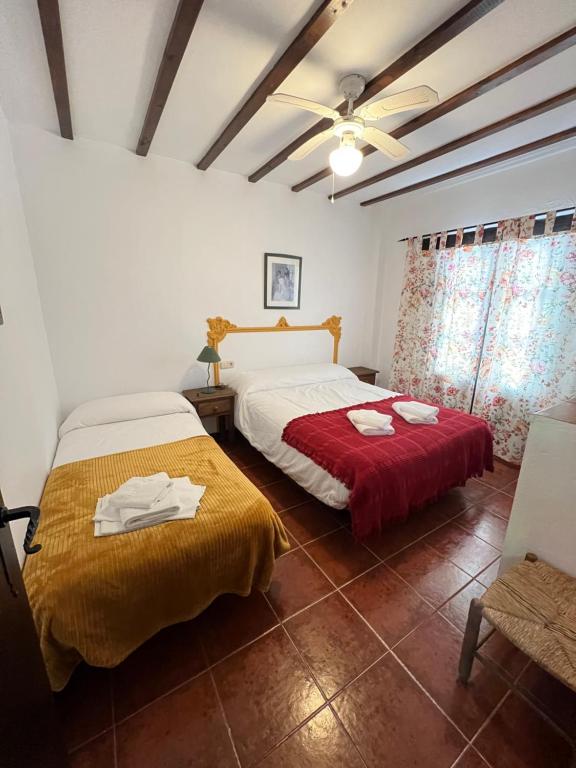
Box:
(348, 366, 379, 385)
(182, 387, 236, 442)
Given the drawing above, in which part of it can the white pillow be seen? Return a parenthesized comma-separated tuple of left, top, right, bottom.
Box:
(59, 392, 196, 438)
(227, 363, 356, 398)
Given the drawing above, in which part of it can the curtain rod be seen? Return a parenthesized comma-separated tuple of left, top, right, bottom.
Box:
(397, 207, 575, 243)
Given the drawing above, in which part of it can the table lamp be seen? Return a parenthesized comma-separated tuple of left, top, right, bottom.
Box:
(197, 345, 221, 393)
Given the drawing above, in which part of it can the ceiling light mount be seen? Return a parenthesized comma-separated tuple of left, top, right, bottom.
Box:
(339, 74, 366, 104)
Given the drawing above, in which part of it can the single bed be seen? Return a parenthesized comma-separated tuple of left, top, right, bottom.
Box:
(23, 391, 289, 691)
(228, 364, 493, 538)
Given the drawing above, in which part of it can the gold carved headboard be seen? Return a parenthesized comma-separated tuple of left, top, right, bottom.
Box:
(206, 315, 342, 385)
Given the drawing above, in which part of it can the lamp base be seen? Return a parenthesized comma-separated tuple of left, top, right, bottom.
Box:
(202, 386, 217, 394)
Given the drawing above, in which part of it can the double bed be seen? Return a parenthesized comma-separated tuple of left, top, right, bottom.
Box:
(24, 392, 288, 691)
(227, 363, 493, 538)
(231, 363, 393, 508)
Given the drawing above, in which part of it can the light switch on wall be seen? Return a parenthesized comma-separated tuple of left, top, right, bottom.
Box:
(220, 360, 234, 369)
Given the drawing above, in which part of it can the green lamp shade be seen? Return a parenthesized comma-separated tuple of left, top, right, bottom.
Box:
(197, 345, 221, 364)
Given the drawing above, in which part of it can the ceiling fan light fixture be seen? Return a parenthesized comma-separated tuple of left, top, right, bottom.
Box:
(268, 76, 432, 171)
(329, 143, 363, 177)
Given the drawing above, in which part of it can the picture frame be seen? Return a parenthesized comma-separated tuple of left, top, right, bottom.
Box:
(264, 253, 302, 310)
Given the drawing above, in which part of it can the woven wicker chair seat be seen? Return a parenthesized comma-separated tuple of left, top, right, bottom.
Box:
(482, 559, 576, 692)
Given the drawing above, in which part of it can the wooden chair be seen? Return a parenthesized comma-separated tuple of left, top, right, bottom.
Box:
(458, 553, 576, 766)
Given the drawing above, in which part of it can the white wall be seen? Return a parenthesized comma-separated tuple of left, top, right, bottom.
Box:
(0, 110, 60, 564)
(369, 146, 576, 385)
(10, 125, 378, 417)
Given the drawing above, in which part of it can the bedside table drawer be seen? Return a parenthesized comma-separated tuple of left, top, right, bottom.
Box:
(196, 399, 231, 417)
(181, 387, 236, 442)
(347, 367, 379, 386)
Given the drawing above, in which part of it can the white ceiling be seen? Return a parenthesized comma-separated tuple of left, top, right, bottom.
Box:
(0, 0, 575, 202)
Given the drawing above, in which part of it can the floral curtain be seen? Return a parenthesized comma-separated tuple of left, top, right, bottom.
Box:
(390, 211, 576, 462)
(390, 230, 497, 411)
(472, 230, 576, 462)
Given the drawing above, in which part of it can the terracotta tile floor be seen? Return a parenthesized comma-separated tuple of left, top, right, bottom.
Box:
(60, 437, 576, 768)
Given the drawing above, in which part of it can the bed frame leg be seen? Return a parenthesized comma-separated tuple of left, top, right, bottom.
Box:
(458, 598, 484, 684)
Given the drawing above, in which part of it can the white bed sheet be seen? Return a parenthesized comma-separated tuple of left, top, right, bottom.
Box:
(236, 379, 397, 508)
(53, 412, 207, 468)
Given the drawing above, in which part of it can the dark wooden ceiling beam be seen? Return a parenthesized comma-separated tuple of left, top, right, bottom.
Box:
(248, 0, 504, 183)
(360, 127, 576, 206)
(136, 0, 205, 157)
(37, 0, 72, 139)
(330, 87, 576, 200)
(293, 25, 576, 192)
(196, 0, 354, 171)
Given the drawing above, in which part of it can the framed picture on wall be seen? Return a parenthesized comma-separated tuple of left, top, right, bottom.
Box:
(264, 253, 302, 310)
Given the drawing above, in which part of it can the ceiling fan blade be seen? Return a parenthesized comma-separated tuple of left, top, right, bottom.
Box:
(289, 128, 334, 161)
(267, 93, 340, 120)
(363, 127, 410, 160)
(356, 86, 439, 121)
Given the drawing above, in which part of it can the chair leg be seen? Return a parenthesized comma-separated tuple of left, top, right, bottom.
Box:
(458, 598, 484, 684)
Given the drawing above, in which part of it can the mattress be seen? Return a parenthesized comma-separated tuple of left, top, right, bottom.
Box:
(233, 366, 397, 508)
(53, 411, 207, 467)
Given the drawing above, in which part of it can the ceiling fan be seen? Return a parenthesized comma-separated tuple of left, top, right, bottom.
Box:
(267, 74, 438, 177)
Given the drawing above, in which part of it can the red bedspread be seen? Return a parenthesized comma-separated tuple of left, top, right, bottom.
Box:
(282, 395, 493, 539)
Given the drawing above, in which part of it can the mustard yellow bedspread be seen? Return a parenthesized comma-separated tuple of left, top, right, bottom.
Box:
(23, 435, 289, 691)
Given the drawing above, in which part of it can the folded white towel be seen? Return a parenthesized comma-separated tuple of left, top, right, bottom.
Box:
(348, 409, 393, 429)
(392, 401, 439, 424)
(347, 409, 395, 436)
(94, 476, 179, 524)
(94, 476, 206, 537)
(401, 401, 439, 418)
(109, 472, 173, 509)
(119, 486, 182, 529)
